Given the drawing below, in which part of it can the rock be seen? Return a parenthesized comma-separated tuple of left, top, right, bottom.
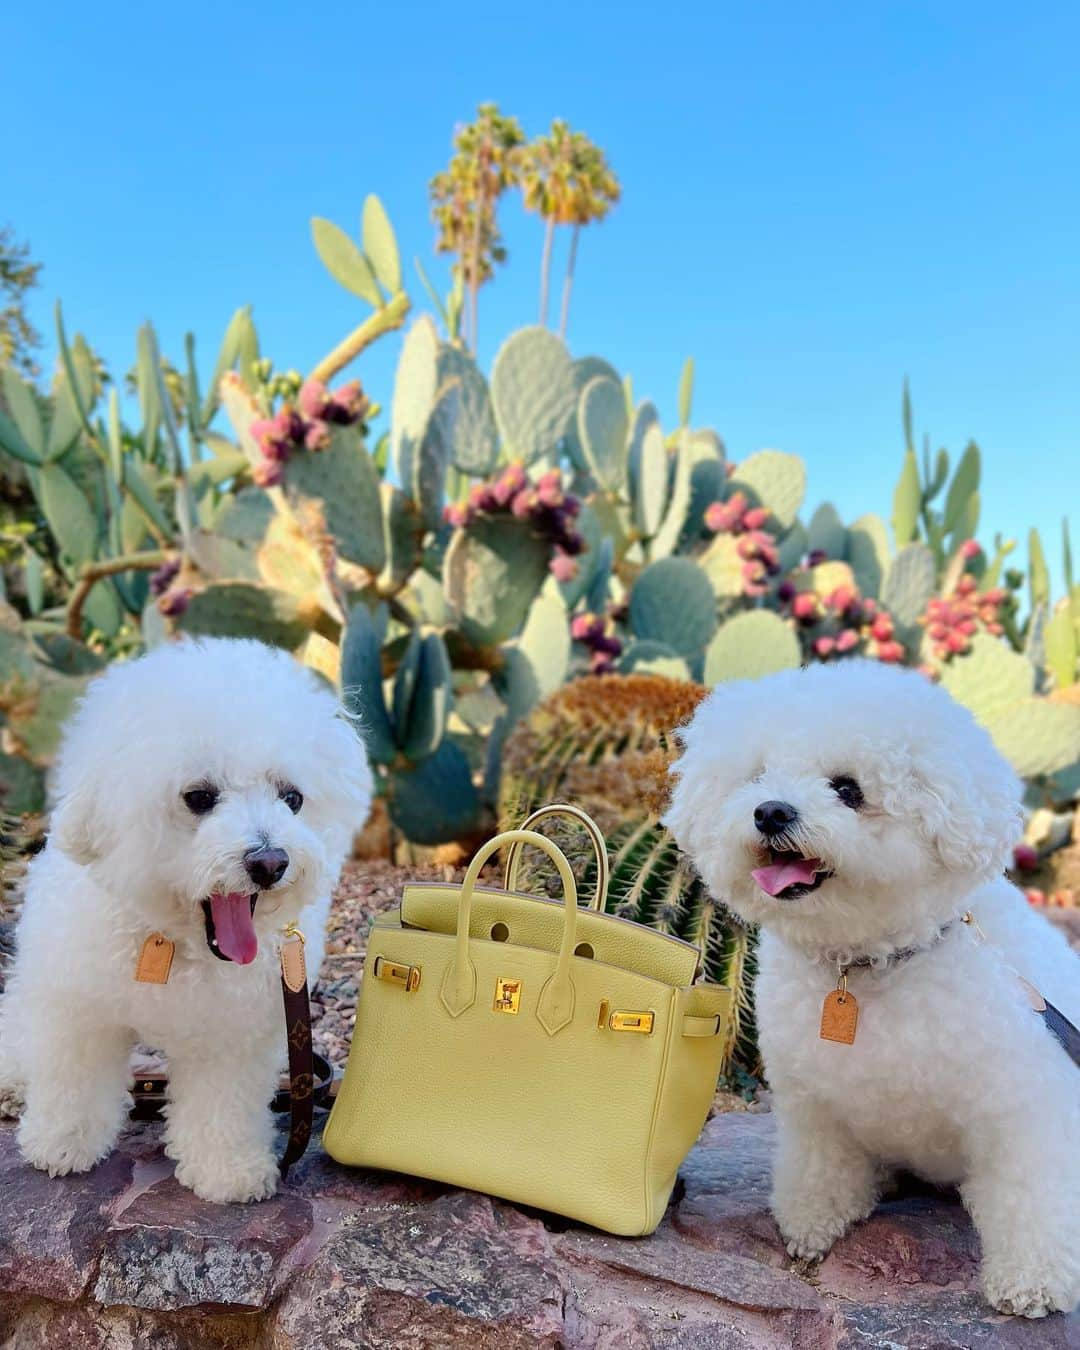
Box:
(818, 1188, 981, 1295)
(557, 1223, 835, 1349)
(0, 1295, 260, 1349)
(1, 1106, 1078, 1346)
(672, 1113, 789, 1267)
(0, 1122, 133, 1302)
(269, 1190, 566, 1349)
(94, 1177, 313, 1312)
(835, 1291, 1080, 1348)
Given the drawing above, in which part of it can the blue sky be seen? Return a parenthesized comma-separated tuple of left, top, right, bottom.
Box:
(6, 2, 1078, 591)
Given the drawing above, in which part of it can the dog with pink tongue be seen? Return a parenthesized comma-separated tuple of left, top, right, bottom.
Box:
(0, 638, 371, 1203)
(667, 660, 1080, 1320)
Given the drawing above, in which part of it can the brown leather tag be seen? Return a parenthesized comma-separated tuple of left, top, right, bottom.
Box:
(281, 934, 307, 993)
(135, 934, 174, 984)
(820, 989, 859, 1044)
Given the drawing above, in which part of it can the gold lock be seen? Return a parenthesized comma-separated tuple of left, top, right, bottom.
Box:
(493, 977, 522, 1014)
(373, 957, 421, 992)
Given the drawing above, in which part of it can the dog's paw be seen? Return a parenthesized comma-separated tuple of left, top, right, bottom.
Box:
(174, 1153, 279, 1204)
(778, 1210, 855, 1262)
(983, 1270, 1077, 1320)
(783, 1232, 835, 1262)
(17, 1123, 112, 1177)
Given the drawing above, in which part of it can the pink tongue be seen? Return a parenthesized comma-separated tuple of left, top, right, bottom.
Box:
(209, 892, 258, 964)
(752, 858, 825, 897)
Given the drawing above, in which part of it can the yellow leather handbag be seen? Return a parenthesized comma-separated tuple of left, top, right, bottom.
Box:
(323, 805, 731, 1236)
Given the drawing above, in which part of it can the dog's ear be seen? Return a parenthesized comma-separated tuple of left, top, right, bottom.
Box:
(665, 681, 753, 862)
(902, 732, 1022, 880)
(49, 777, 103, 864)
(47, 695, 105, 864)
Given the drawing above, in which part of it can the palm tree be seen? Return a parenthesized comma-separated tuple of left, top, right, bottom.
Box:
(520, 122, 621, 335)
(429, 104, 524, 351)
(556, 135, 620, 339)
(519, 120, 573, 327)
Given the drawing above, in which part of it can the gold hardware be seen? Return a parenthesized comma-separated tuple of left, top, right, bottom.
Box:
(143, 1081, 154, 1092)
(597, 999, 610, 1029)
(283, 922, 306, 944)
(374, 957, 421, 992)
(493, 976, 522, 1014)
(961, 910, 988, 942)
(608, 1010, 655, 1034)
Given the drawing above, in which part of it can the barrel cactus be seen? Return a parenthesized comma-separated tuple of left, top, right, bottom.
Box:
(498, 674, 759, 1077)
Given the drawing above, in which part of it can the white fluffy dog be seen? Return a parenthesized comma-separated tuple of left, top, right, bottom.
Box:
(666, 660, 1080, 1318)
(0, 637, 371, 1203)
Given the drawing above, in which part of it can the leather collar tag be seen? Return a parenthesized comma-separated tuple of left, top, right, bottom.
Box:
(135, 934, 175, 984)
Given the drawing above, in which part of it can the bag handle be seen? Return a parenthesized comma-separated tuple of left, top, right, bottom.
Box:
(502, 803, 609, 913)
(440, 828, 579, 1036)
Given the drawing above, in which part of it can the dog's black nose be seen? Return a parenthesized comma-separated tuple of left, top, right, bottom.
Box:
(244, 846, 289, 889)
(754, 800, 798, 836)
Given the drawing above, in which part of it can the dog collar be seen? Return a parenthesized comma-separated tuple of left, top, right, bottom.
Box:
(830, 917, 959, 977)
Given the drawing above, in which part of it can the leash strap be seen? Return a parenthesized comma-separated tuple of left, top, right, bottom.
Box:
(278, 943, 315, 1177)
(961, 913, 1080, 1071)
(128, 926, 331, 1178)
(1042, 998, 1080, 1070)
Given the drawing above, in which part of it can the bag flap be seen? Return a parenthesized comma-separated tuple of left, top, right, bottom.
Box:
(399, 882, 700, 988)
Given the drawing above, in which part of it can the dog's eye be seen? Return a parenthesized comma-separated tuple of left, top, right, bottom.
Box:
(182, 787, 218, 816)
(829, 776, 864, 810)
(280, 786, 303, 814)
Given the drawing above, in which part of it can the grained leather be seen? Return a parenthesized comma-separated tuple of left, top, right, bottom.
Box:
(398, 887, 700, 988)
(324, 828, 731, 1236)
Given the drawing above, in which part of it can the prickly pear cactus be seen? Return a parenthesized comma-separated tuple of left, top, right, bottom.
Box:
(940, 634, 1080, 778)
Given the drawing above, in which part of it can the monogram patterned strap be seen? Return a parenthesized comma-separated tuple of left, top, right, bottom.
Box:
(278, 970, 316, 1178)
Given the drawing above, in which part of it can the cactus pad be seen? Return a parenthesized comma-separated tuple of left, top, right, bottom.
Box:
(703, 610, 801, 684)
(618, 641, 691, 680)
(728, 450, 806, 530)
(577, 374, 629, 491)
(939, 633, 1034, 723)
(985, 699, 1080, 779)
(846, 513, 890, 598)
(177, 582, 314, 649)
(391, 316, 440, 489)
(491, 327, 577, 464)
(628, 403, 668, 537)
(388, 739, 481, 844)
(433, 345, 498, 477)
(392, 629, 452, 761)
(340, 603, 397, 765)
(807, 502, 846, 559)
(630, 557, 717, 657)
(286, 428, 385, 572)
(443, 515, 551, 648)
(881, 543, 936, 635)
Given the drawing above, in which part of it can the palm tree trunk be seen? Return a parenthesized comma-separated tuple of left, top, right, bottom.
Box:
(539, 216, 555, 326)
(559, 223, 581, 339)
(468, 211, 481, 354)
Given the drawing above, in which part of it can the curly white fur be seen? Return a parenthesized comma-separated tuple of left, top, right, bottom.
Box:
(0, 638, 372, 1203)
(666, 660, 1080, 1318)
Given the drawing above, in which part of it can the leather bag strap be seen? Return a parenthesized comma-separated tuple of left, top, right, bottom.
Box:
(441, 828, 580, 1035)
(502, 803, 609, 912)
